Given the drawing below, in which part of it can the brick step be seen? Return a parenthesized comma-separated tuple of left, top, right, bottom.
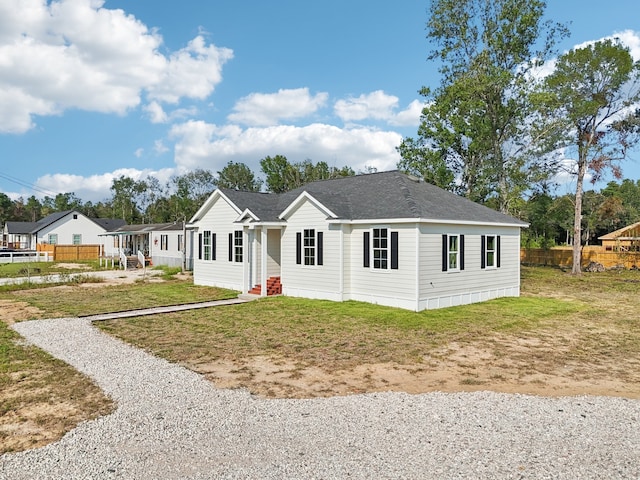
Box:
(249, 276, 282, 296)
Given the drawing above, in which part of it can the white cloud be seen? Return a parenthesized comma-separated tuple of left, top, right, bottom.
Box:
(154, 139, 169, 155)
(390, 99, 424, 127)
(35, 167, 177, 203)
(170, 120, 403, 175)
(0, 0, 232, 133)
(334, 91, 423, 127)
(334, 90, 399, 122)
(134, 148, 144, 158)
(227, 88, 328, 126)
(144, 101, 168, 124)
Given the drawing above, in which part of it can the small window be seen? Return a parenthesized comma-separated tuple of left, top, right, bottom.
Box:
(178, 234, 183, 252)
(48, 234, 58, 245)
(72, 234, 82, 245)
(373, 228, 388, 269)
(304, 229, 315, 266)
(234, 230, 243, 262)
(203, 231, 211, 260)
(363, 228, 398, 270)
(160, 234, 169, 251)
(442, 234, 464, 272)
(481, 235, 501, 269)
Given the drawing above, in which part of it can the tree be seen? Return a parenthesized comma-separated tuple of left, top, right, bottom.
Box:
(398, 0, 567, 213)
(170, 169, 216, 220)
(260, 155, 355, 193)
(260, 155, 297, 193)
(110, 176, 144, 224)
(216, 161, 262, 191)
(535, 39, 640, 274)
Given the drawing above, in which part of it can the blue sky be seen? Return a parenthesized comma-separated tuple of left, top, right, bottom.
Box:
(1, 0, 639, 203)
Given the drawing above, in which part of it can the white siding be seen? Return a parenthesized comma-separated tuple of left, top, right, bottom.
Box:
(37, 213, 110, 253)
(149, 229, 193, 268)
(281, 201, 342, 301)
(344, 223, 419, 310)
(266, 229, 281, 277)
(417, 224, 521, 310)
(192, 197, 244, 291)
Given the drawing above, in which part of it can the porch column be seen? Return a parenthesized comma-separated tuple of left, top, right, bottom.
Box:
(242, 228, 249, 294)
(261, 228, 268, 297)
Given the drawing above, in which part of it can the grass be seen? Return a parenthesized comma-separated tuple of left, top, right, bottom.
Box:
(0, 261, 102, 279)
(0, 321, 114, 453)
(1, 266, 640, 453)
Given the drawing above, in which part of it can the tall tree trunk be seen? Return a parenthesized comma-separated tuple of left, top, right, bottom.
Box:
(572, 153, 588, 275)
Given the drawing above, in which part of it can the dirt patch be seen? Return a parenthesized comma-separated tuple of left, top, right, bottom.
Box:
(0, 300, 45, 325)
(56, 263, 92, 270)
(193, 344, 640, 400)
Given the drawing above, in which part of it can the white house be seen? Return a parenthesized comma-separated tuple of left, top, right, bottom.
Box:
(189, 171, 528, 311)
(104, 222, 194, 269)
(3, 211, 125, 254)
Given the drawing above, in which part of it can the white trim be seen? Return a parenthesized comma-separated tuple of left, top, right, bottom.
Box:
(445, 233, 461, 272)
(327, 217, 528, 228)
(236, 208, 260, 223)
(190, 189, 242, 223)
(261, 228, 267, 298)
(278, 191, 339, 220)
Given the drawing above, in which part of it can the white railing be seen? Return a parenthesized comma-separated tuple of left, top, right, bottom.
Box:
(120, 249, 127, 270)
(0, 251, 51, 264)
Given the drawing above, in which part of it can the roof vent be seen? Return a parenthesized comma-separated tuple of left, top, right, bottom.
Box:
(406, 174, 421, 183)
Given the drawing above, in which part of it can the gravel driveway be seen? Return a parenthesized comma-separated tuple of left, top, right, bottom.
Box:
(2, 316, 639, 479)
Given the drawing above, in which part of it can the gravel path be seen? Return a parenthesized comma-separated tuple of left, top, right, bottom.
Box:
(2, 317, 640, 479)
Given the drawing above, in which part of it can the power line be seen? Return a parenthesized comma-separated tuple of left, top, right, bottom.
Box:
(0, 172, 58, 197)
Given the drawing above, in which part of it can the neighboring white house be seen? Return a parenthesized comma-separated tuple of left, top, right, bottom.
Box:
(104, 222, 194, 269)
(189, 170, 528, 311)
(2, 211, 125, 254)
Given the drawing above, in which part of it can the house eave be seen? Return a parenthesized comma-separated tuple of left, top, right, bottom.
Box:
(326, 217, 528, 228)
(278, 191, 339, 220)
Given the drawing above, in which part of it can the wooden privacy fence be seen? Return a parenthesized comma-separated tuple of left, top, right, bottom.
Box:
(521, 247, 640, 269)
(36, 244, 101, 261)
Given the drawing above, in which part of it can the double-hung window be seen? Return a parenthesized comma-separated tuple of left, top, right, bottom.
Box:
(228, 230, 243, 262)
(198, 231, 216, 261)
(363, 228, 398, 270)
(442, 234, 465, 272)
(373, 228, 388, 269)
(481, 235, 501, 269)
(296, 229, 323, 266)
(48, 234, 58, 245)
(203, 231, 211, 260)
(72, 234, 82, 245)
(160, 234, 168, 251)
(304, 229, 316, 265)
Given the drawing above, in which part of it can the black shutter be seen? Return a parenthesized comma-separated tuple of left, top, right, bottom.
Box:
(198, 233, 202, 260)
(391, 231, 398, 270)
(228, 233, 233, 262)
(363, 231, 370, 267)
(442, 234, 448, 272)
(296, 232, 302, 265)
(317, 231, 323, 266)
(481, 235, 486, 269)
(497, 235, 501, 268)
(212, 233, 216, 261)
(460, 234, 465, 271)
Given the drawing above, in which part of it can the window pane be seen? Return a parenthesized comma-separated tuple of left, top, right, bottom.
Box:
(234, 231, 243, 262)
(303, 229, 315, 265)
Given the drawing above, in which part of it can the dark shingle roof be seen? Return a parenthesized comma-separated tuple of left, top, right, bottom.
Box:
(219, 189, 283, 221)
(223, 171, 526, 226)
(4, 221, 39, 234)
(92, 218, 127, 231)
(109, 222, 185, 234)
